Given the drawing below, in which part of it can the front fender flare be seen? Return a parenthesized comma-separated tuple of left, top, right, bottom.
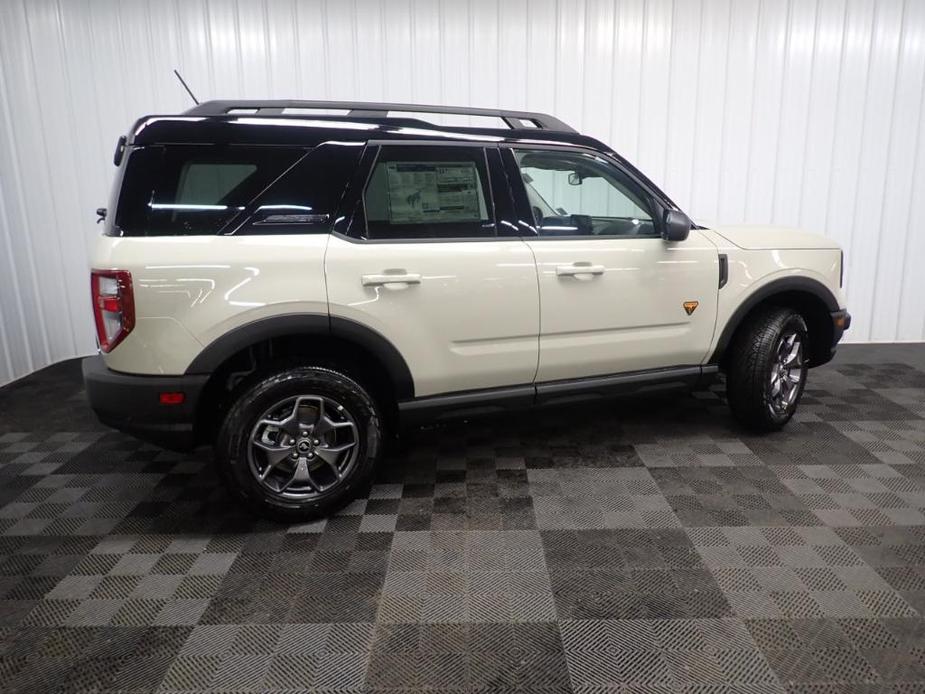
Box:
(709, 276, 839, 365)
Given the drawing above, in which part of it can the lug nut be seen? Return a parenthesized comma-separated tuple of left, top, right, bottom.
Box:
(312, 439, 319, 445)
(307, 453, 314, 459)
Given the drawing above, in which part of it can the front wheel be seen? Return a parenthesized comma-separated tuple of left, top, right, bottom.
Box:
(726, 307, 809, 431)
(215, 365, 382, 521)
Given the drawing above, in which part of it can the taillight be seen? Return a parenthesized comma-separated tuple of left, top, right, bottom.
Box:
(91, 270, 135, 352)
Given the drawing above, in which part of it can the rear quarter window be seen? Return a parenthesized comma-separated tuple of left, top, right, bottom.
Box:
(233, 142, 364, 235)
(112, 145, 305, 236)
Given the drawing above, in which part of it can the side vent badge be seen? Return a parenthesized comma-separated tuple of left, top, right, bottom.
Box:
(683, 301, 699, 316)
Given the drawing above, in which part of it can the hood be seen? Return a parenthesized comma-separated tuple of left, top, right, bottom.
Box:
(708, 224, 840, 251)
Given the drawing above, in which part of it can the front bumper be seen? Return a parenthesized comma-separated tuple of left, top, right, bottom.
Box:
(818, 309, 851, 365)
(831, 309, 851, 347)
(82, 355, 208, 450)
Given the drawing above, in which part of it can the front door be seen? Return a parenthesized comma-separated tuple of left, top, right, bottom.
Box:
(505, 146, 719, 383)
(326, 143, 539, 398)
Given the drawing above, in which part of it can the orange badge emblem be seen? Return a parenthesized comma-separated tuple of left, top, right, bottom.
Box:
(683, 301, 699, 316)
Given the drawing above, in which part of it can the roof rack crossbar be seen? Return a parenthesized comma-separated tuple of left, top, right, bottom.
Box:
(184, 100, 575, 132)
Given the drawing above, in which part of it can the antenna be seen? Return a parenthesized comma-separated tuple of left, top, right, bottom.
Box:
(173, 69, 199, 105)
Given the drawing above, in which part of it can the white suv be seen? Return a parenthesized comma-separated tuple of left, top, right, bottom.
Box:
(83, 100, 850, 519)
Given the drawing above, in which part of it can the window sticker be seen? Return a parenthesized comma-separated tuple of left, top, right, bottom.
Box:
(385, 161, 482, 224)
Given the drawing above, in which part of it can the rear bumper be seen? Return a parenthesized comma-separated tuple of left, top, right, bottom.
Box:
(82, 355, 207, 450)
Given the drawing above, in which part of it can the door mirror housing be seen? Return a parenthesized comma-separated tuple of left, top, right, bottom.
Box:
(662, 209, 691, 242)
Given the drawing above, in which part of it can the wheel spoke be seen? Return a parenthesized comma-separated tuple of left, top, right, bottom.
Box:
(315, 441, 356, 466)
(259, 407, 301, 438)
(260, 460, 282, 481)
(281, 396, 318, 435)
(782, 339, 801, 365)
(786, 390, 797, 407)
(777, 334, 791, 357)
(257, 417, 285, 428)
(313, 415, 334, 437)
(279, 459, 318, 492)
(313, 414, 355, 437)
(296, 395, 324, 423)
(253, 439, 295, 467)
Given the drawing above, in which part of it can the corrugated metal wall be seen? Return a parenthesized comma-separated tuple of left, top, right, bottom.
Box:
(1, 0, 923, 385)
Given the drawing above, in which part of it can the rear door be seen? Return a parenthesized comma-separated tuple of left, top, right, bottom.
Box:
(505, 146, 719, 382)
(325, 143, 539, 398)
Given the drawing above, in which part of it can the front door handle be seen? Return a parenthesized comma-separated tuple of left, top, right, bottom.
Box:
(555, 263, 605, 277)
(361, 272, 422, 287)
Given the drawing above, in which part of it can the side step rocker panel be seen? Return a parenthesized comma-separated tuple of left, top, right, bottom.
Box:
(399, 365, 719, 424)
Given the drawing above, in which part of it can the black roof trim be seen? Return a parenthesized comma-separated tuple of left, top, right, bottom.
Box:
(184, 100, 576, 133)
(129, 117, 602, 150)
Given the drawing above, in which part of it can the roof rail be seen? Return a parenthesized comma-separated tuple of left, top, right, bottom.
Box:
(183, 100, 576, 133)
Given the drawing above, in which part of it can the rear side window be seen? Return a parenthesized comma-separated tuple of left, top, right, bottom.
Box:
(361, 145, 495, 240)
(113, 145, 304, 236)
(234, 142, 363, 235)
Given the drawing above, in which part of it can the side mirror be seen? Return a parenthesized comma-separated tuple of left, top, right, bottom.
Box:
(567, 172, 582, 186)
(662, 209, 691, 242)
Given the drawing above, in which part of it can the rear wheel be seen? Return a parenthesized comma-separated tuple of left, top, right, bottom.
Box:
(215, 365, 381, 521)
(726, 307, 809, 431)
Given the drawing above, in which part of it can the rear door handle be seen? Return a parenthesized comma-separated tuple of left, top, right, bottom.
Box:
(555, 263, 605, 277)
(361, 272, 422, 287)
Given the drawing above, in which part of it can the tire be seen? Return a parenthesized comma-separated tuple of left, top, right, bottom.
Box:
(215, 364, 382, 521)
(725, 307, 809, 432)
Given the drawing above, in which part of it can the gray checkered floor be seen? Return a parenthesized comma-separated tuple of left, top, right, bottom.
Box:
(1, 346, 925, 693)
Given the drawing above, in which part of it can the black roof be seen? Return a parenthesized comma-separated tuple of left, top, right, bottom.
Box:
(129, 99, 610, 151)
(124, 99, 681, 215)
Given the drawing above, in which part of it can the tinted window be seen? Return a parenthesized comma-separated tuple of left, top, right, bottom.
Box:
(234, 142, 363, 235)
(513, 149, 657, 237)
(362, 146, 495, 240)
(114, 145, 304, 236)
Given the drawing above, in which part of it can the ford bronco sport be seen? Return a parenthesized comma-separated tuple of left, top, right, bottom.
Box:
(83, 100, 850, 519)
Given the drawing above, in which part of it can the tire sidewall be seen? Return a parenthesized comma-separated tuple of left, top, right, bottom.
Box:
(217, 366, 381, 519)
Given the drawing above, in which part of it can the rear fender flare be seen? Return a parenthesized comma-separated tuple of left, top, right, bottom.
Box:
(184, 314, 415, 400)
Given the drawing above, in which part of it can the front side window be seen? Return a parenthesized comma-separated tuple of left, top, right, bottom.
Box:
(514, 149, 657, 237)
(362, 145, 495, 240)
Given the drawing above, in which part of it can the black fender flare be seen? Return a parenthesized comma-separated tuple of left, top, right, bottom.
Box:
(709, 276, 840, 365)
(184, 313, 415, 400)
